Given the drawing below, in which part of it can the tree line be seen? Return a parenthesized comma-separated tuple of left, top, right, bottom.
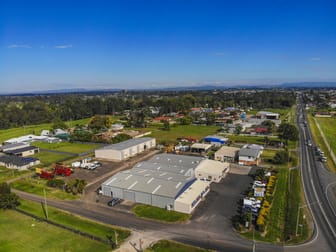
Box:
(0, 90, 296, 129)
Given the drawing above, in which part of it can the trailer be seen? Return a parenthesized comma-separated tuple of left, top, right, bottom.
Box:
(54, 163, 73, 176)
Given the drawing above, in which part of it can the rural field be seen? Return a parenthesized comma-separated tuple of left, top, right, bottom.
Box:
(139, 124, 221, 144)
(0, 210, 111, 252)
(18, 199, 130, 243)
(0, 118, 91, 143)
(12, 177, 79, 200)
(0, 166, 31, 183)
(307, 114, 336, 172)
(33, 141, 100, 154)
(32, 151, 74, 166)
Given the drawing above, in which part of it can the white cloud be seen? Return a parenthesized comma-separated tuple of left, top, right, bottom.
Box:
(309, 57, 321, 61)
(54, 44, 73, 49)
(7, 44, 31, 48)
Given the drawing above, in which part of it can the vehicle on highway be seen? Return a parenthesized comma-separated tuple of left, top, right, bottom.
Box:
(320, 157, 327, 162)
(107, 198, 122, 207)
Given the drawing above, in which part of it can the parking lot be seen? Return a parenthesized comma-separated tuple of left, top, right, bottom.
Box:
(190, 166, 254, 237)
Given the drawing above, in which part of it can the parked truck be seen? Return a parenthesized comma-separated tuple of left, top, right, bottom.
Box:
(35, 163, 73, 180)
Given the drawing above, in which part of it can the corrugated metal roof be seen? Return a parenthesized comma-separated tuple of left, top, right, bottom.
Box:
(148, 153, 203, 169)
(239, 148, 261, 158)
(97, 137, 154, 151)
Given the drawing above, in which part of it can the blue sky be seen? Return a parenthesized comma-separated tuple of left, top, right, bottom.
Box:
(1, 0, 336, 92)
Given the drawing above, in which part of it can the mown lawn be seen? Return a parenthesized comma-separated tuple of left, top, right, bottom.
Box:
(145, 240, 211, 252)
(0, 210, 111, 252)
(135, 125, 221, 144)
(33, 141, 100, 154)
(316, 117, 336, 158)
(12, 177, 79, 200)
(18, 199, 130, 243)
(133, 204, 190, 223)
(0, 166, 31, 183)
(0, 118, 91, 143)
(308, 114, 336, 172)
(32, 151, 74, 166)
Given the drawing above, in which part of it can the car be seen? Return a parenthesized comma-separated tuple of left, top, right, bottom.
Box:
(93, 161, 102, 167)
(254, 181, 266, 187)
(107, 198, 122, 207)
(320, 157, 327, 162)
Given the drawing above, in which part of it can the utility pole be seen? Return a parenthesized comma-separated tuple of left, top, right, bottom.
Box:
(114, 230, 118, 247)
(43, 188, 48, 220)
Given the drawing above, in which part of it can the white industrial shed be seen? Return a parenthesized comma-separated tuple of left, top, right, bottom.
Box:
(174, 180, 210, 213)
(195, 159, 230, 183)
(101, 153, 214, 213)
(95, 137, 156, 161)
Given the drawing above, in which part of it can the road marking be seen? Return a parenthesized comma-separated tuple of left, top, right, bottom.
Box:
(325, 181, 336, 218)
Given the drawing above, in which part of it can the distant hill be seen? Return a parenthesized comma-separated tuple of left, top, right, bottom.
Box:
(1, 82, 336, 95)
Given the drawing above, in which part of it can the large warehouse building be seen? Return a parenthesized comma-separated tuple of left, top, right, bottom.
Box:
(95, 137, 156, 161)
(101, 153, 229, 213)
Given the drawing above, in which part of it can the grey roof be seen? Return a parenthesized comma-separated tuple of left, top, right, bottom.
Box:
(1, 142, 29, 151)
(0, 155, 39, 166)
(102, 153, 202, 198)
(148, 153, 203, 169)
(103, 171, 194, 198)
(124, 168, 193, 182)
(98, 137, 154, 151)
(134, 161, 195, 177)
(4, 146, 38, 155)
(239, 148, 260, 158)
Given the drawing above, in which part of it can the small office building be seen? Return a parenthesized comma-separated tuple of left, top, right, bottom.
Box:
(214, 146, 240, 163)
(95, 137, 156, 161)
(195, 159, 230, 183)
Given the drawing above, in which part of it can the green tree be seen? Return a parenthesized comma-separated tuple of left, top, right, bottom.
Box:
(162, 120, 170, 131)
(89, 115, 112, 131)
(0, 183, 20, 209)
(261, 120, 276, 133)
(278, 123, 299, 145)
(235, 125, 243, 135)
(273, 150, 289, 164)
(52, 118, 68, 130)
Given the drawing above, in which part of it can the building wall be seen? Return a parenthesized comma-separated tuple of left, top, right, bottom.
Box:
(214, 153, 236, 163)
(95, 149, 122, 161)
(239, 157, 260, 166)
(174, 186, 210, 214)
(135, 191, 152, 205)
(152, 195, 174, 209)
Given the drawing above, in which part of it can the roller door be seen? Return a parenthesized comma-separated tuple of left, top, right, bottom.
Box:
(123, 190, 135, 201)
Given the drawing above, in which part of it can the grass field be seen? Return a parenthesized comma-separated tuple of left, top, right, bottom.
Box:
(18, 199, 130, 243)
(133, 204, 190, 223)
(136, 125, 221, 144)
(12, 177, 79, 200)
(0, 118, 91, 143)
(0, 166, 31, 183)
(316, 117, 336, 157)
(307, 114, 336, 172)
(145, 240, 211, 252)
(32, 151, 74, 166)
(33, 141, 100, 154)
(0, 210, 111, 252)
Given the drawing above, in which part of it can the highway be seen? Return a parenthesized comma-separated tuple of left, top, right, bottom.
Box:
(287, 97, 336, 252)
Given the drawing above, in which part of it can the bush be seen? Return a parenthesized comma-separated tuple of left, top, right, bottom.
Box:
(273, 150, 289, 164)
(46, 179, 65, 189)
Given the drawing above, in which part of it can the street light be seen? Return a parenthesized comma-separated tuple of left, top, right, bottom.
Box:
(296, 201, 320, 236)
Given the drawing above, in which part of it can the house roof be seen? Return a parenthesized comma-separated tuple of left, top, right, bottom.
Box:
(239, 148, 261, 158)
(98, 137, 155, 151)
(0, 155, 39, 166)
(215, 146, 240, 157)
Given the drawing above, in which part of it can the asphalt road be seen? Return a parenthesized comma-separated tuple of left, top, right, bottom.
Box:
(287, 98, 336, 252)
